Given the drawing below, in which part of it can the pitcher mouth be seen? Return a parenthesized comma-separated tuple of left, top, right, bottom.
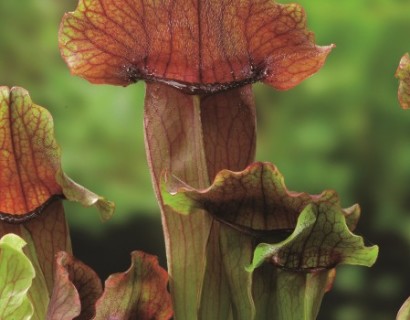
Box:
(0, 194, 64, 224)
(124, 63, 267, 95)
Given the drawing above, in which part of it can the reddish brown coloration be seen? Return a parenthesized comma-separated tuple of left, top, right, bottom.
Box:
(0, 87, 63, 222)
(46, 251, 171, 319)
(47, 252, 103, 320)
(166, 162, 340, 233)
(201, 85, 256, 179)
(58, 1, 335, 317)
(94, 251, 173, 320)
(144, 83, 209, 188)
(0, 86, 113, 223)
(164, 162, 364, 272)
(60, 0, 333, 93)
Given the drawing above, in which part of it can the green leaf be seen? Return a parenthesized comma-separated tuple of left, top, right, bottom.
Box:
(56, 172, 115, 222)
(163, 162, 378, 319)
(248, 202, 377, 272)
(20, 227, 50, 320)
(46, 251, 103, 320)
(0, 233, 34, 320)
(0, 202, 69, 319)
(199, 223, 233, 320)
(94, 251, 172, 320)
(250, 267, 334, 319)
(397, 297, 410, 320)
(395, 53, 410, 109)
(219, 225, 255, 320)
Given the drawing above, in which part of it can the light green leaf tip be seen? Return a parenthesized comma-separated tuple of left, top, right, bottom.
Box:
(160, 175, 195, 215)
(57, 171, 115, 222)
(0, 233, 35, 320)
(247, 203, 378, 272)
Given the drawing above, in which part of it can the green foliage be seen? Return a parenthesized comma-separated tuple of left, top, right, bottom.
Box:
(0, 1, 409, 319)
(249, 202, 377, 270)
(164, 162, 378, 319)
(0, 235, 172, 319)
(0, 234, 34, 320)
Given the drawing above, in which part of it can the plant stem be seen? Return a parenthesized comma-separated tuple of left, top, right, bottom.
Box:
(143, 83, 256, 319)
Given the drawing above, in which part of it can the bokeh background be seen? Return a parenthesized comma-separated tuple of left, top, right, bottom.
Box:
(1, 0, 409, 319)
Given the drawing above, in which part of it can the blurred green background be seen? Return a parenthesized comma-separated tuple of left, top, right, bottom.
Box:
(0, 0, 409, 319)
